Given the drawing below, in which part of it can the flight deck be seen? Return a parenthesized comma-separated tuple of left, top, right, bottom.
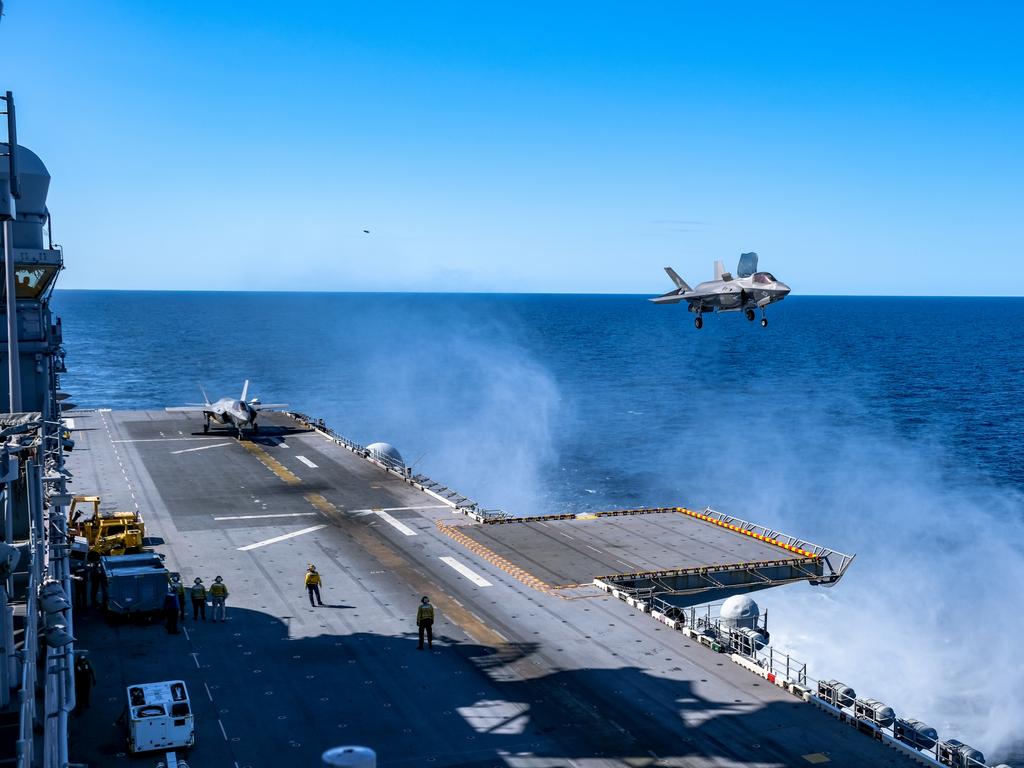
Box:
(64, 409, 914, 768)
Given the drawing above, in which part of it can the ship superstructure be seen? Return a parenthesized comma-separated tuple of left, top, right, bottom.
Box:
(1, 92, 75, 768)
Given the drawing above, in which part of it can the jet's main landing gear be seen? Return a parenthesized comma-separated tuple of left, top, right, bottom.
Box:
(694, 314, 703, 330)
(745, 308, 756, 322)
(203, 418, 210, 434)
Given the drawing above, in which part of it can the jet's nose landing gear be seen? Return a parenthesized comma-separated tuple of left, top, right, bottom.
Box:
(760, 317, 768, 327)
(203, 418, 210, 434)
(745, 308, 756, 322)
(694, 314, 704, 330)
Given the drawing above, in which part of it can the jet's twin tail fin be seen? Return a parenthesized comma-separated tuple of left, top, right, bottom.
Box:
(241, 379, 250, 402)
(714, 260, 726, 281)
(199, 384, 211, 407)
(663, 267, 691, 292)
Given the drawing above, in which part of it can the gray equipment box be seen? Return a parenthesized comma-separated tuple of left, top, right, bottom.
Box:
(100, 553, 168, 615)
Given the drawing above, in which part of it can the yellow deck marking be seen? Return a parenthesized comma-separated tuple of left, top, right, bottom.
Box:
(240, 441, 302, 484)
(802, 755, 830, 764)
(304, 492, 336, 514)
(435, 521, 591, 599)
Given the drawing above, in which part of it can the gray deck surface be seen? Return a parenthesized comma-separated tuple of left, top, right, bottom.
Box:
(64, 409, 913, 768)
(458, 513, 798, 586)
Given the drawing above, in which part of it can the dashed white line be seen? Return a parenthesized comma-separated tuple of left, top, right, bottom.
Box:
(374, 511, 417, 536)
(215, 512, 318, 521)
(204, 683, 213, 701)
(559, 532, 575, 540)
(218, 718, 228, 741)
(237, 525, 327, 551)
(295, 455, 318, 468)
(190, 652, 200, 668)
(585, 545, 603, 553)
(182, 627, 190, 641)
(171, 442, 233, 455)
(439, 556, 493, 587)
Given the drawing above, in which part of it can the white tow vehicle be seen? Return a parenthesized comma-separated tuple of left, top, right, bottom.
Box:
(125, 680, 195, 753)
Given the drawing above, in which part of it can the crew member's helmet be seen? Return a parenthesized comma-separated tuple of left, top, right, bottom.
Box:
(308, 564, 316, 572)
(421, 596, 429, 604)
(194, 577, 202, 584)
(215, 576, 223, 583)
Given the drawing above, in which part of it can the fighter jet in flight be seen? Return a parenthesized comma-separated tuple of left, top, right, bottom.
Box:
(165, 381, 287, 436)
(651, 252, 790, 328)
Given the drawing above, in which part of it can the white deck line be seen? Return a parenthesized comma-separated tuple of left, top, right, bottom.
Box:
(374, 511, 417, 536)
(171, 442, 233, 455)
(237, 525, 326, 551)
(112, 437, 223, 443)
(439, 556, 492, 587)
(215, 512, 318, 521)
(295, 455, 318, 468)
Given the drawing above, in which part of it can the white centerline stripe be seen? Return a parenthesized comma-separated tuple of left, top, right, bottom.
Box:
(585, 545, 603, 553)
(172, 441, 233, 455)
(295, 455, 318, 468)
(237, 525, 327, 551)
(218, 718, 228, 741)
(214, 512, 318, 521)
(374, 511, 417, 536)
(439, 556, 492, 587)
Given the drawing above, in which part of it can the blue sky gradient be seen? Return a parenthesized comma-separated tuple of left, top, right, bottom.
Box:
(3, 2, 1022, 294)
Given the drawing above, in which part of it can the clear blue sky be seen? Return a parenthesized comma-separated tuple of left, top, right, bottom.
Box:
(3, 2, 1022, 294)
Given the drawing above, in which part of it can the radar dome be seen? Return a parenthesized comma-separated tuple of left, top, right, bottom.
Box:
(720, 595, 759, 629)
(366, 442, 404, 468)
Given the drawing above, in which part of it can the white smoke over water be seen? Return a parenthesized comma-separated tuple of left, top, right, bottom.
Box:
(746, 416, 1024, 763)
(344, 299, 562, 516)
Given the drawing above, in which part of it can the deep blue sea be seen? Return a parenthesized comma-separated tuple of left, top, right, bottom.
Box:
(55, 291, 1024, 762)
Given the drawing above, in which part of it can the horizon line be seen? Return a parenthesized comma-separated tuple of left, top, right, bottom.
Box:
(51, 288, 1024, 299)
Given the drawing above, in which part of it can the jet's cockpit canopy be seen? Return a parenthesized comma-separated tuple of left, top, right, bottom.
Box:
(736, 251, 759, 278)
(752, 272, 778, 284)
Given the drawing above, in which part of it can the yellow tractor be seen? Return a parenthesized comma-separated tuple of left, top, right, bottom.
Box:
(69, 495, 146, 556)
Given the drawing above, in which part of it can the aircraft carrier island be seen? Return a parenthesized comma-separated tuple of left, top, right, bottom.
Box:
(0, 91, 1000, 768)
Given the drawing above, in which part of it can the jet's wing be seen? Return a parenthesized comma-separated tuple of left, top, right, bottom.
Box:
(165, 406, 212, 413)
(252, 403, 289, 411)
(649, 291, 687, 304)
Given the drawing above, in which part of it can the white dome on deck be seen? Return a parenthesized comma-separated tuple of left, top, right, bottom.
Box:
(366, 442, 404, 468)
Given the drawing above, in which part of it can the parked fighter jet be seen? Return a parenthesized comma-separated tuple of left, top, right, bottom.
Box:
(165, 381, 287, 436)
(651, 252, 790, 328)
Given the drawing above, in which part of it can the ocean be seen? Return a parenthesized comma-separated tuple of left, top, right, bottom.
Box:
(56, 290, 1024, 763)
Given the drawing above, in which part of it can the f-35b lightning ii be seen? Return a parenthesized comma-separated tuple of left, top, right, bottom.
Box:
(651, 252, 790, 328)
(165, 380, 288, 436)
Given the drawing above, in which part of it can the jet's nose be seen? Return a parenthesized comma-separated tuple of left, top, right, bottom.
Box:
(776, 282, 791, 296)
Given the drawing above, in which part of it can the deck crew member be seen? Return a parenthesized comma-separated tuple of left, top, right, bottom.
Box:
(416, 596, 434, 650)
(305, 564, 323, 607)
(191, 577, 207, 621)
(163, 588, 180, 634)
(74, 654, 96, 713)
(171, 574, 186, 620)
(210, 575, 229, 622)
